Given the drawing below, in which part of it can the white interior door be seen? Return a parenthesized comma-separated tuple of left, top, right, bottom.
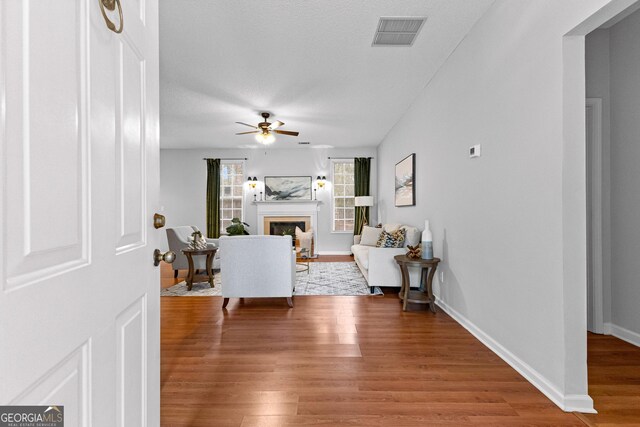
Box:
(0, 0, 160, 425)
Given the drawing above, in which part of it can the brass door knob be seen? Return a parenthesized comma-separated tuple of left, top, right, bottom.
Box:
(153, 249, 176, 266)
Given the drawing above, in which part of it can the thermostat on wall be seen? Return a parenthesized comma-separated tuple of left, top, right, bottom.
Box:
(469, 144, 481, 158)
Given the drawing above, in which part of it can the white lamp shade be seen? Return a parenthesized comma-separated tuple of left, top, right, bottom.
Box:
(354, 196, 374, 207)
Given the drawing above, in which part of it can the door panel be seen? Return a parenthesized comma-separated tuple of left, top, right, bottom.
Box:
(0, 0, 160, 425)
(3, 0, 89, 292)
(12, 344, 89, 425)
(116, 296, 147, 427)
(116, 37, 146, 254)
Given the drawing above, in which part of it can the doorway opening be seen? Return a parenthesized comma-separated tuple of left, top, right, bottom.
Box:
(582, 1, 640, 422)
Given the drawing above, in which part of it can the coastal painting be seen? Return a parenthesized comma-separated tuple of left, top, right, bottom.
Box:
(264, 176, 312, 200)
(395, 154, 415, 207)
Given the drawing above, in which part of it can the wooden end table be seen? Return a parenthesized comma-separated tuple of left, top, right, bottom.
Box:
(182, 247, 218, 291)
(394, 255, 441, 313)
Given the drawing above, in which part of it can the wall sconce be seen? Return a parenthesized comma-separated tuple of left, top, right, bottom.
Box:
(247, 177, 258, 201)
(314, 176, 326, 200)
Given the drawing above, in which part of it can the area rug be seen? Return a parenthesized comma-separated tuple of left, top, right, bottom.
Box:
(161, 262, 383, 297)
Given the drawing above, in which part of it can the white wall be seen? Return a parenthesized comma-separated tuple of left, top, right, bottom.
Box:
(160, 147, 376, 253)
(375, 0, 620, 412)
(609, 9, 640, 341)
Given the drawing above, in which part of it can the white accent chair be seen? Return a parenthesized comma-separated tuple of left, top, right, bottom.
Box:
(219, 235, 296, 308)
(166, 226, 220, 278)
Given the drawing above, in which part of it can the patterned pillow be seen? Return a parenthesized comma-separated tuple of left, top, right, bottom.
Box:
(376, 229, 406, 248)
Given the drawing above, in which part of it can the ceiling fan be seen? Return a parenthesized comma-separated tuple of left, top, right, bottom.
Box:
(235, 112, 300, 144)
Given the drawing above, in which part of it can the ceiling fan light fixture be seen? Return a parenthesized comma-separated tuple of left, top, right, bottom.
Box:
(255, 132, 275, 145)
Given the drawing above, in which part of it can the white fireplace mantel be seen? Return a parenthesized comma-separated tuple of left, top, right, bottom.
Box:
(255, 201, 321, 255)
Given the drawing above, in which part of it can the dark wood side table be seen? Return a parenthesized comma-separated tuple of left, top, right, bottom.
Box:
(182, 247, 218, 291)
(394, 255, 441, 313)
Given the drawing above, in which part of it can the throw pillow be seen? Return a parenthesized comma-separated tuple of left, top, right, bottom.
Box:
(376, 228, 406, 248)
(360, 225, 383, 246)
(295, 227, 313, 254)
(383, 223, 402, 233)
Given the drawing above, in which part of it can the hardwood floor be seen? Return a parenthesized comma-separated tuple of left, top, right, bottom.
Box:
(160, 260, 640, 426)
(578, 333, 640, 426)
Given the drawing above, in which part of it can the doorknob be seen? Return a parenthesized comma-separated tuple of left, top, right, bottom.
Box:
(153, 249, 175, 267)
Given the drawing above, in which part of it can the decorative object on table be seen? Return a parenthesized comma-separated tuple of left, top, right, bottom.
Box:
(421, 220, 433, 260)
(188, 230, 208, 250)
(376, 228, 406, 248)
(259, 191, 263, 201)
(264, 176, 312, 200)
(225, 218, 250, 236)
(406, 244, 422, 259)
(394, 254, 441, 312)
(153, 213, 166, 229)
(354, 196, 374, 232)
(395, 153, 415, 207)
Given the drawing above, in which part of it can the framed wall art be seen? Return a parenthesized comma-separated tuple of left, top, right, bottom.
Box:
(395, 154, 415, 207)
(264, 176, 312, 200)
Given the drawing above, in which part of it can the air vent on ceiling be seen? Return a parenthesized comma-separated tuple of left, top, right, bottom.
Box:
(298, 141, 310, 145)
(372, 17, 427, 47)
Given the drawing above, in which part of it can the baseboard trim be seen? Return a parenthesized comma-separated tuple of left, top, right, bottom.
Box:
(604, 322, 640, 347)
(435, 297, 596, 414)
(317, 251, 352, 256)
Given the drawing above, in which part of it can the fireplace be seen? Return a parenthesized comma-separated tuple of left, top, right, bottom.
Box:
(263, 216, 312, 249)
(257, 202, 319, 257)
(270, 221, 306, 238)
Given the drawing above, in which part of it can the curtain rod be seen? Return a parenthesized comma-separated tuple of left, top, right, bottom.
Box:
(327, 156, 374, 160)
(202, 157, 248, 160)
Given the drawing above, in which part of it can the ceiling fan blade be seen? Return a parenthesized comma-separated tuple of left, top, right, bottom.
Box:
(274, 129, 299, 137)
(270, 120, 284, 130)
(236, 131, 260, 135)
(236, 122, 258, 129)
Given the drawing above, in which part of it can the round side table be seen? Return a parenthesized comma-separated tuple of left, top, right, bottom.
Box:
(394, 255, 441, 313)
(182, 247, 218, 291)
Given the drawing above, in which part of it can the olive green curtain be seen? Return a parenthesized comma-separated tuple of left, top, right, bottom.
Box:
(206, 158, 221, 238)
(354, 157, 371, 235)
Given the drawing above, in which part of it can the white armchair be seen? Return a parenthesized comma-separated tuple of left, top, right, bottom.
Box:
(166, 226, 220, 277)
(219, 235, 296, 308)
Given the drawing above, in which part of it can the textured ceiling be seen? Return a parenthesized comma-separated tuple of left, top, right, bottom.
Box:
(159, 0, 494, 149)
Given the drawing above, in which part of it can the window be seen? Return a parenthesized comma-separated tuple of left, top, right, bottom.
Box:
(220, 161, 244, 231)
(332, 160, 355, 232)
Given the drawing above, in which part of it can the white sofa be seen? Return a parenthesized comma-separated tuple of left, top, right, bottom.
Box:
(351, 224, 422, 293)
(219, 235, 296, 308)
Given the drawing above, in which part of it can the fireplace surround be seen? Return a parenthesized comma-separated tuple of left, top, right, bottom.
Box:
(255, 200, 320, 257)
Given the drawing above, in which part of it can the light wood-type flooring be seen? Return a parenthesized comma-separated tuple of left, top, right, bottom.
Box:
(160, 258, 640, 426)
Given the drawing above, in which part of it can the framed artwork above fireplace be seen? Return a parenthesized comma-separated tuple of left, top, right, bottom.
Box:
(264, 176, 312, 200)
